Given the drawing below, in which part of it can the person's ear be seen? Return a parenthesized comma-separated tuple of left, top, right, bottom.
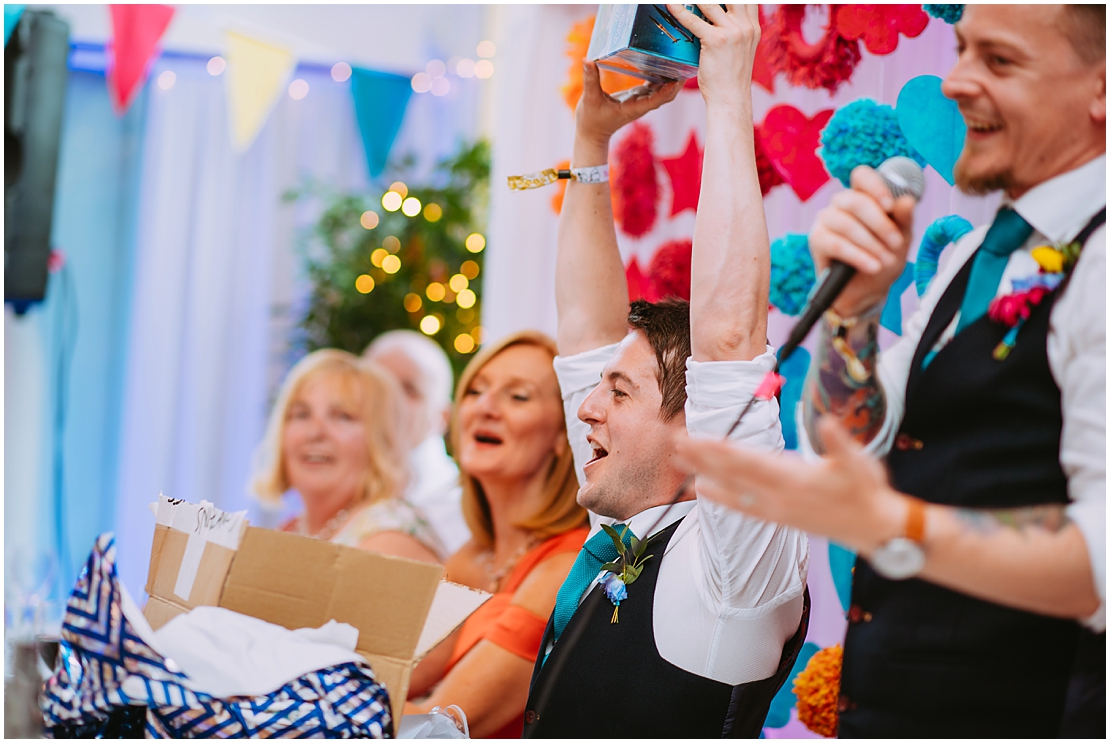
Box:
(1091, 64, 1106, 125)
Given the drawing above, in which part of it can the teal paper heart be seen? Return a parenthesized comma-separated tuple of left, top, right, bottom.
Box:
(896, 75, 966, 185)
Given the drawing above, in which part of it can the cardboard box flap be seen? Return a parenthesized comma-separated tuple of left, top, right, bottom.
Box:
(145, 524, 238, 613)
(414, 581, 492, 660)
(219, 528, 444, 662)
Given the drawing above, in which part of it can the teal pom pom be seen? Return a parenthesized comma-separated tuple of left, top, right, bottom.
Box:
(770, 233, 816, 317)
(925, 4, 964, 24)
(915, 214, 973, 296)
(819, 99, 926, 188)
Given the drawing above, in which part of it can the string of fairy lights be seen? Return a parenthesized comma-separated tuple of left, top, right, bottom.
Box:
(354, 180, 486, 355)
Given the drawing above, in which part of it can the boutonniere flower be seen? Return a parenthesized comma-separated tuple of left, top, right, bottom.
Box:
(987, 241, 1079, 360)
(597, 524, 653, 624)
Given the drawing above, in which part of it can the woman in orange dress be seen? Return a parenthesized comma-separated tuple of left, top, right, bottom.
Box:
(406, 331, 588, 738)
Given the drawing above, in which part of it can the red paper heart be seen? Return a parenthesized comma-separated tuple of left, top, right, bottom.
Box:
(837, 5, 928, 56)
(760, 105, 834, 202)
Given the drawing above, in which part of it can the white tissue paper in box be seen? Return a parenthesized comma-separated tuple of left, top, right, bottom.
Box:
(147, 607, 366, 698)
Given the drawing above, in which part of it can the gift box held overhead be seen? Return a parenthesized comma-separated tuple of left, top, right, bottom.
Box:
(587, 4, 708, 83)
(144, 496, 490, 728)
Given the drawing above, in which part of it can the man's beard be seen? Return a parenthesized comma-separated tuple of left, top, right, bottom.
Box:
(954, 156, 1014, 196)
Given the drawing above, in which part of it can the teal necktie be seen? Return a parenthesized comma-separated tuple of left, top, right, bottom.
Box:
(955, 206, 1034, 334)
(550, 523, 633, 646)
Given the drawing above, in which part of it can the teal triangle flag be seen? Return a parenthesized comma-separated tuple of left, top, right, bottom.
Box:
(880, 262, 915, 336)
(5, 5, 26, 46)
(350, 67, 413, 179)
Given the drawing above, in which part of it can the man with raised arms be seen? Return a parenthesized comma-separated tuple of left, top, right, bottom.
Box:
(522, 5, 809, 737)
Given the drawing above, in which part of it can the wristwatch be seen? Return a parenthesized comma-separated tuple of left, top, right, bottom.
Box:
(870, 497, 927, 580)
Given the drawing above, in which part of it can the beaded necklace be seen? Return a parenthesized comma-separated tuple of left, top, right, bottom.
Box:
(294, 507, 353, 542)
(479, 534, 539, 593)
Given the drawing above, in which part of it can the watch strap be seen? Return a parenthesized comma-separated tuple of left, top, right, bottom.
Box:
(904, 497, 926, 543)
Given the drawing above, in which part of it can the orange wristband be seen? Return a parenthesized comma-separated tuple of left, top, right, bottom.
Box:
(904, 498, 927, 543)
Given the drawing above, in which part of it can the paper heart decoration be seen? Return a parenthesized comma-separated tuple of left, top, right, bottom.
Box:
(837, 5, 928, 55)
(760, 105, 834, 202)
(896, 75, 966, 185)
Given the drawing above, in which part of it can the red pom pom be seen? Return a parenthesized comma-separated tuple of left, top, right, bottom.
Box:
(647, 239, 693, 301)
(763, 5, 862, 94)
(611, 122, 659, 238)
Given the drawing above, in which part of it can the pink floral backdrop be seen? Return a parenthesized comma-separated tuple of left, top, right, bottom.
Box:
(484, 5, 999, 736)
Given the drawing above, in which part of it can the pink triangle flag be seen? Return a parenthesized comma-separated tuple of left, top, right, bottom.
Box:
(107, 4, 175, 114)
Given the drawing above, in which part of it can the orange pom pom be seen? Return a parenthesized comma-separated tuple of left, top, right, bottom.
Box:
(793, 644, 843, 738)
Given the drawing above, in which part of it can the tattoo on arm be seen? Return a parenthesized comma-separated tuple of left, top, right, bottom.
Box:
(955, 504, 1071, 536)
(803, 308, 886, 453)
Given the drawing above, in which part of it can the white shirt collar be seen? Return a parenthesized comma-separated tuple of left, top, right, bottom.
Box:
(1006, 155, 1106, 244)
(588, 500, 697, 541)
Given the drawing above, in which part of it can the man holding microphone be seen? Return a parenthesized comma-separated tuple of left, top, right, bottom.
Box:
(676, 4, 1104, 737)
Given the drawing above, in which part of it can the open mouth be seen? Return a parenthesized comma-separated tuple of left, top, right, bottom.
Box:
(965, 118, 1003, 134)
(473, 432, 503, 445)
(301, 453, 335, 465)
(587, 442, 609, 465)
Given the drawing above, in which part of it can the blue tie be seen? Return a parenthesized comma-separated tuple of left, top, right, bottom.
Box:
(550, 523, 633, 645)
(955, 206, 1034, 334)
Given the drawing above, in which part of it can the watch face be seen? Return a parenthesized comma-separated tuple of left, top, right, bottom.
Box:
(871, 537, 926, 580)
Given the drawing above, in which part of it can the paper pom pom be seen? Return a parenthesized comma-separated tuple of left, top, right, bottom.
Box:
(837, 5, 929, 56)
(819, 99, 926, 188)
(647, 239, 692, 301)
(560, 16, 641, 110)
(755, 126, 785, 195)
(612, 122, 659, 238)
(914, 215, 973, 296)
(925, 4, 964, 24)
(794, 644, 842, 738)
(763, 5, 862, 94)
(770, 233, 816, 317)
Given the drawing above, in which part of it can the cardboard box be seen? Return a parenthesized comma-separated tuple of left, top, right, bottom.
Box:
(144, 511, 489, 729)
(587, 4, 706, 83)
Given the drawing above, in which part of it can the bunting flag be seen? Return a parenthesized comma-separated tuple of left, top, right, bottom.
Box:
(350, 67, 413, 179)
(4, 5, 25, 46)
(106, 4, 175, 114)
(224, 30, 297, 151)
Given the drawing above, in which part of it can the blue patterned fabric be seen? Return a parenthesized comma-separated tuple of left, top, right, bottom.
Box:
(42, 534, 392, 738)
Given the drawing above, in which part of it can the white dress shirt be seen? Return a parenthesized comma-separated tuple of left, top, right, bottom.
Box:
(801, 155, 1106, 631)
(403, 435, 470, 556)
(554, 344, 810, 685)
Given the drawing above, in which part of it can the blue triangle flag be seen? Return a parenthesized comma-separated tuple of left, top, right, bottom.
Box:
(350, 67, 413, 179)
(5, 5, 26, 46)
(881, 262, 916, 336)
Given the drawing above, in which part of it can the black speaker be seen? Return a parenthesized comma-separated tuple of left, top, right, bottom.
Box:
(5, 10, 70, 311)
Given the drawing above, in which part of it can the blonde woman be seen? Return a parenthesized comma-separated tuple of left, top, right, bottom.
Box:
(253, 349, 444, 562)
(407, 331, 588, 737)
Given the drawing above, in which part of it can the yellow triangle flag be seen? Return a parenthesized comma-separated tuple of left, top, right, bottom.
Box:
(224, 30, 296, 151)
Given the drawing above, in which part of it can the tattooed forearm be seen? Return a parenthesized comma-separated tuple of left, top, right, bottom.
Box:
(955, 503, 1071, 536)
(803, 307, 886, 453)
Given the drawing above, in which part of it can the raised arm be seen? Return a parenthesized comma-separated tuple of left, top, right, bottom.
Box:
(668, 4, 768, 362)
(555, 63, 680, 356)
(803, 167, 916, 451)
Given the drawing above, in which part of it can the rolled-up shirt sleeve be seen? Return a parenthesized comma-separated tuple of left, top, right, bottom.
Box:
(657, 347, 810, 685)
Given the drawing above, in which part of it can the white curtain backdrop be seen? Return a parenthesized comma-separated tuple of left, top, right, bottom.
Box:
(111, 51, 484, 598)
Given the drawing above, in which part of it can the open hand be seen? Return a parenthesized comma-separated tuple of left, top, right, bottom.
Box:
(666, 4, 761, 107)
(809, 166, 917, 317)
(576, 61, 681, 147)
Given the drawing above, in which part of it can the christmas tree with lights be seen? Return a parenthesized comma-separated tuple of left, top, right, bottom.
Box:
(291, 140, 489, 378)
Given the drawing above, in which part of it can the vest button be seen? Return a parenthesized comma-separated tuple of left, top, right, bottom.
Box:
(525, 710, 537, 724)
(895, 433, 924, 451)
(837, 694, 857, 712)
(847, 604, 873, 623)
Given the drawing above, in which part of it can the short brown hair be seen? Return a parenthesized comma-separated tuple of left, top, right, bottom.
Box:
(452, 330, 586, 548)
(252, 349, 404, 506)
(627, 298, 691, 422)
(1061, 5, 1106, 64)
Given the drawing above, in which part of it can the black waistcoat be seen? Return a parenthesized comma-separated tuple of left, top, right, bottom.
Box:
(523, 520, 809, 738)
(839, 214, 1105, 738)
